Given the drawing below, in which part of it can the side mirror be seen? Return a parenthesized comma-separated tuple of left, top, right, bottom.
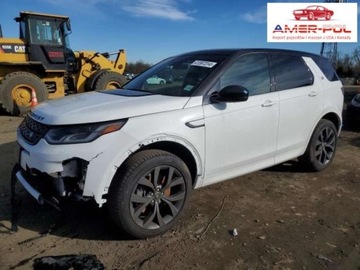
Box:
(211, 85, 249, 103)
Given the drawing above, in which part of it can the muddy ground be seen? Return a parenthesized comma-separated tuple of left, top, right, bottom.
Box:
(0, 87, 359, 270)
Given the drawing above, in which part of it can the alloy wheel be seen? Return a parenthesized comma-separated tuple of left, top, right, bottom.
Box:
(130, 165, 186, 229)
(315, 126, 336, 165)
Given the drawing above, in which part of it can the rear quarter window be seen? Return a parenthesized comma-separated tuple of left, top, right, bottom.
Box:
(272, 54, 314, 91)
(311, 56, 340, 82)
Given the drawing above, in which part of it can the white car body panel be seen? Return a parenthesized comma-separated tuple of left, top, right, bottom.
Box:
(203, 92, 279, 186)
(32, 92, 190, 125)
(275, 58, 326, 164)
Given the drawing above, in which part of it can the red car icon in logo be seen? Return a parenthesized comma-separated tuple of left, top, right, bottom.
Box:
(293, 5, 334, 20)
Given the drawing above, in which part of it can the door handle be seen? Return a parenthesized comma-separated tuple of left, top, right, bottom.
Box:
(186, 119, 205, 128)
(261, 100, 277, 107)
(308, 91, 318, 97)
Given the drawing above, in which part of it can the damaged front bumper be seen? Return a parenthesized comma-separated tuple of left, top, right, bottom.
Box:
(10, 126, 137, 232)
(15, 125, 138, 207)
(10, 159, 89, 232)
(12, 155, 90, 209)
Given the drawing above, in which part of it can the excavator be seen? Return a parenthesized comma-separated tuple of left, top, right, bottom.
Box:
(0, 11, 127, 115)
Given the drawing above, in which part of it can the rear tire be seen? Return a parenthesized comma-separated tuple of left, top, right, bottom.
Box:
(108, 150, 192, 239)
(0, 72, 48, 115)
(299, 119, 338, 172)
(94, 71, 127, 91)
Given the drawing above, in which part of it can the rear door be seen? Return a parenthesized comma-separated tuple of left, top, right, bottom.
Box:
(272, 54, 324, 163)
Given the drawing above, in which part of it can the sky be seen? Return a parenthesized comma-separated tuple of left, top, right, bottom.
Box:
(0, 0, 359, 64)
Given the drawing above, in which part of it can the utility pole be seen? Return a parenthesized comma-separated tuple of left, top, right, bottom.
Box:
(320, 0, 348, 66)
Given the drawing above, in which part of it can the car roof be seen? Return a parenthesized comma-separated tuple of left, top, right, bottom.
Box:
(175, 48, 322, 59)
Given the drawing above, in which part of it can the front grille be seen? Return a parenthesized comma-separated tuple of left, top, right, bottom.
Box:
(19, 116, 49, 145)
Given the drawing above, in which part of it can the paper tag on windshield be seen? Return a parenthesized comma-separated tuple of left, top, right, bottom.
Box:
(191, 60, 217, 68)
(184, 85, 193, 91)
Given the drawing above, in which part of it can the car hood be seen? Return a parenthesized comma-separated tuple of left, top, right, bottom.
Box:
(29, 90, 191, 125)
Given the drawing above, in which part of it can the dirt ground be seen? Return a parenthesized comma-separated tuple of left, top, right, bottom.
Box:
(0, 87, 359, 270)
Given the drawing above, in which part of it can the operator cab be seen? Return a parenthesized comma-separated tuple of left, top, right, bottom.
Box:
(15, 11, 76, 72)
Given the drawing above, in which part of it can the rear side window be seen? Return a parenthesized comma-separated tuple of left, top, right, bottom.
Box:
(311, 56, 339, 81)
(272, 54, 314, 91)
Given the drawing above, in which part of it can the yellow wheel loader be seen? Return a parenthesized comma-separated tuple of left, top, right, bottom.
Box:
(0, 11, 127, 115)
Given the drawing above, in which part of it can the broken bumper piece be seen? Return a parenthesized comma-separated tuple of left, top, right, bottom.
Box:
(12, 165, 65, 210)
(15, 169, 44, 205)
(12, 156, 89, 209)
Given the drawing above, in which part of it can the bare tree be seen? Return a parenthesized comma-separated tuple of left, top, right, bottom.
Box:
(337, 53, 354, 77)
(335, 46, 360, 81)
(125, 61, 152, 75)
(352, 47, 360, 76)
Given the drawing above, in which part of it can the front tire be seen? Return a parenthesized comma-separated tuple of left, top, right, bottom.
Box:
(108, 150, 192, 239)
(84, 70, 105, 92)
(0, 72, 48, 115)
(300, 119, 338, 172)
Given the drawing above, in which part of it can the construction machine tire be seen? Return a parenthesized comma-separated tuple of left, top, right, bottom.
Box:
(94, 71, 127, 91)
(0, 72, 48, 115)
(84, 70, 106, 92)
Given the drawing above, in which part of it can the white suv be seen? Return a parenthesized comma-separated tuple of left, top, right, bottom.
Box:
(14, 49, 343, 238)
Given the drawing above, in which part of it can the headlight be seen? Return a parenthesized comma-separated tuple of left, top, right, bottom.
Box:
(44, 119, 127, 144)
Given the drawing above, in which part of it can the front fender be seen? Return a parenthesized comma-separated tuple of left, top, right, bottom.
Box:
(96, 133, 204, 203)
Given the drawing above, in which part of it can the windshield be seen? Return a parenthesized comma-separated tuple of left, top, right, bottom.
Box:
(124, 54, 227, 96)
(28, 18, 64, 45)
